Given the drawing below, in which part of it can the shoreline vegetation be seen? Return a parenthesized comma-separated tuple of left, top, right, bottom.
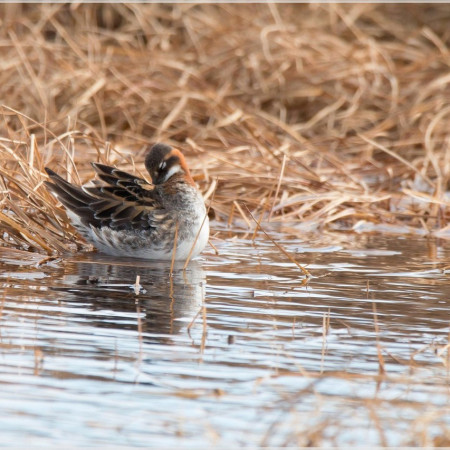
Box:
(1, 4, 449, 255)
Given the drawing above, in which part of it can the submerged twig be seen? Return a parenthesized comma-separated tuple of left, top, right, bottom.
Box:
(243, 203, 311, 281)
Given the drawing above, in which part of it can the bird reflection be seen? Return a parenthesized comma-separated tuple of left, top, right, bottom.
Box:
(58, 255, 205, 338)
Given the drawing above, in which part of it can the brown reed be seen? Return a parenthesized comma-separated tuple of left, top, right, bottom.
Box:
(0, 3, 449, 254)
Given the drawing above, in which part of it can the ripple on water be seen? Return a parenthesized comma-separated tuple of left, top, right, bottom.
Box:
(0, 233, 448, 446)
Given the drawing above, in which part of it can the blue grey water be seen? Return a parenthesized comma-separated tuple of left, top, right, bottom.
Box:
(0, 232, 448, 447)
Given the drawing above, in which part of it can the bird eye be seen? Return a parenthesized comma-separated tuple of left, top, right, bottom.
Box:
(159, 161, 166, 170)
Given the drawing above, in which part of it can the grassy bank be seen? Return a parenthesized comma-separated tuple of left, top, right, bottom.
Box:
(1, 3, 449, 254)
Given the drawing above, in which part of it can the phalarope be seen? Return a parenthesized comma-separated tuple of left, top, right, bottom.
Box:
(45, 143, 209, 261)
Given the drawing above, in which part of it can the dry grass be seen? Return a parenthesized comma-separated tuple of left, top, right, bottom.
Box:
(1, 3, 450, 254)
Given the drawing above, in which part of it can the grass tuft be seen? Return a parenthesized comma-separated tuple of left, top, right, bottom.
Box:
(1, 3, 449, 253)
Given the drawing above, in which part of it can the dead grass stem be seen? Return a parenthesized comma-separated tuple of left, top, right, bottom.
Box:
(0, 4, 449, 254)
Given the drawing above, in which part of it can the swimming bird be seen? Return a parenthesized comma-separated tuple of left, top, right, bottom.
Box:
(45, 143, 209, 261)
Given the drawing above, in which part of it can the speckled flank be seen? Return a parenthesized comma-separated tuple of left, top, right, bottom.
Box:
(83, 184, 209, 260)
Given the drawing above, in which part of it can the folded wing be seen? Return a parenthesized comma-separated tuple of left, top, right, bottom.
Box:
(45, 163, 162, 231)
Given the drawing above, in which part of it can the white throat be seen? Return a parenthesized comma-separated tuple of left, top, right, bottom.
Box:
(163, 164, 182, 182)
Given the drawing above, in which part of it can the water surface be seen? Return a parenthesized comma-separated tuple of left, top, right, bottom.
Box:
(0, 232, 448, 447)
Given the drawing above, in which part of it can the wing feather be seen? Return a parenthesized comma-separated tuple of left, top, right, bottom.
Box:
(45, 163, 163, 231)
